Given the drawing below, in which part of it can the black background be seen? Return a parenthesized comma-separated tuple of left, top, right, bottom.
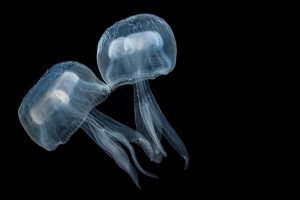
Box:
(2, 1, 263, 198)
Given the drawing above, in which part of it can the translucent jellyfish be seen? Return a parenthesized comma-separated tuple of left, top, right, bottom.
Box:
(18, 61, 157, 187)
(97, 14, 189, 168)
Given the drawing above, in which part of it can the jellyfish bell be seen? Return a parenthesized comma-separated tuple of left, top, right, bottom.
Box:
(18, 61, 156, 187)
(97, 14, 176, 88)
(18, 61, 110, 151)
(97, 14, 189, 169)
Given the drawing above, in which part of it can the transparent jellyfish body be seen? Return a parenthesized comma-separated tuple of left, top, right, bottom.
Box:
(97, 14, 189, 168)
(18, 61, 157, 187)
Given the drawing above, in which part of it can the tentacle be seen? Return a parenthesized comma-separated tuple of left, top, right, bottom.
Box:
(134, 81, 189, 169)
(82, 117, 140, 187)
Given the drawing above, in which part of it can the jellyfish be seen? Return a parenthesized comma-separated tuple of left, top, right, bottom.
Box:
(96, 14, 189, 168)
(18, 61, 157, 187)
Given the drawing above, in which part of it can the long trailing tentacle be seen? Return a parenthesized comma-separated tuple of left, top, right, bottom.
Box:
(134, 80, 189, 169)
(81, 109, 157, 187)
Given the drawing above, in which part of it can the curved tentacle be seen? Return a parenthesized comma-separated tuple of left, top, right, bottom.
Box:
(81, 109, 158, 187)
(82, 116, 140, 187)
(90, 109, 157, 178)
(134, 80, 189, 169)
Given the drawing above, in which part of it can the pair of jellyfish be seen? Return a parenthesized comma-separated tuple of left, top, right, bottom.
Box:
(18, 14, 189, 187)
